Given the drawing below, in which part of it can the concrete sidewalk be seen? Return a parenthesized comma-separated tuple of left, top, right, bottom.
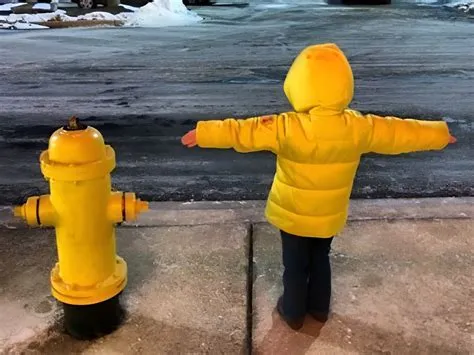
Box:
(0, 198, 472, 354)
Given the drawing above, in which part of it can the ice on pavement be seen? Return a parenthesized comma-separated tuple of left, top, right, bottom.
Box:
(0, 0, 202, 29)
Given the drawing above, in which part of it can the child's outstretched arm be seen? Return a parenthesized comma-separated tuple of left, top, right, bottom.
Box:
(181, 115, 283, 153)
(350, 111, 457, 154)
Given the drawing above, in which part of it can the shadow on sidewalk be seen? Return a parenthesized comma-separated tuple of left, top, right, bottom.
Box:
(255, 310, 466, 355)
(255, 308, 326, 354)
(5, 312, 244, 354)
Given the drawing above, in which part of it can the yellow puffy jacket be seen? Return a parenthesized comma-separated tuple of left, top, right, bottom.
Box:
(196, 43, 450, 238)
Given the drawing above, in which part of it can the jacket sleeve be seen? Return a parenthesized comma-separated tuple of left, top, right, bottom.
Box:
(196, 114, 283, 153)
(352, 112, 450, 155)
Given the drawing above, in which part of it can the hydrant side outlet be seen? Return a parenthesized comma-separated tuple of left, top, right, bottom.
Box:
(13, 195, 56, 227)
(12, 117, 148, 340)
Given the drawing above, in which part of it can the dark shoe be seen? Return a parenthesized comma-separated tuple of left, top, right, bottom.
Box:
(276, 297, 305, 330)
(308, 310, 329, 323)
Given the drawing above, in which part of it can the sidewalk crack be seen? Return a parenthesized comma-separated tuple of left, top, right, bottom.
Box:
(245, 223, 254, 355)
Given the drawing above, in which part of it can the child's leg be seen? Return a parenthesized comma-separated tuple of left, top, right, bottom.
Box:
(280, 230, 311, 320)
(308, 237, 334, 319)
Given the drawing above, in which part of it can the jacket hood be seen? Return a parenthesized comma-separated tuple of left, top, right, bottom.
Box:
(283, 43, 354, 113)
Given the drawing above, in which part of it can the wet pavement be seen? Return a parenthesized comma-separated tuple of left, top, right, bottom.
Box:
(0, 1, 473, 204)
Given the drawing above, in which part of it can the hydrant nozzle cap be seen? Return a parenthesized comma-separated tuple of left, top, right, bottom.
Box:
(136, 200, 149, 213)
(13, 205, 24, 219)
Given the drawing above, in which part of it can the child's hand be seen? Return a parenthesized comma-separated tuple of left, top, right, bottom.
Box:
(181, 129, 197, 148)
(449, 135, 457, 144)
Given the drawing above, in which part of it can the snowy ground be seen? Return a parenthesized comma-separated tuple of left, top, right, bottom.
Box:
(0, 0, 202, 29)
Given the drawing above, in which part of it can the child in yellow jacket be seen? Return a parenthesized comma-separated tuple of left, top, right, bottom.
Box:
(181, 43, 456, 330)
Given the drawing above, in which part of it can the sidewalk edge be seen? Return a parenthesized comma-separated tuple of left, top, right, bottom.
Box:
(1, 197, 472, 229)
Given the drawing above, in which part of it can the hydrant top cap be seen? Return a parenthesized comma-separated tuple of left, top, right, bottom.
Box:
(48, 126, 107, 164)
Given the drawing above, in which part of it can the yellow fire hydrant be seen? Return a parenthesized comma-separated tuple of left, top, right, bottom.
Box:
(14, 116, 148, 339)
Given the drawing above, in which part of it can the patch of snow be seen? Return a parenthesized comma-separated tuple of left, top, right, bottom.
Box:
(1, 10, 67, 23)
(123, 0, 202, 28)
(78, 10, 122, 21)
(445, 1, 474, 13)
(0, 2, 25, 11)
(444, 0, 473, 6)
(120, 4, 139, 11)
(1, 0, 202, 30)
(32, 2, 51, 10)
(0, 9, 126, 25)
(419, 0, 474, 13)
(14, 22, 48, 29)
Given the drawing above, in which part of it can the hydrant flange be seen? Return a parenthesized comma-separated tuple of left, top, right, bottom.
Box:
(51, 256, 127, 306)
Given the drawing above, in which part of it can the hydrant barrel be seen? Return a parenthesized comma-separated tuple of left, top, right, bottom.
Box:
(13, 116, 148, 340)
(50, 175, 118, 289)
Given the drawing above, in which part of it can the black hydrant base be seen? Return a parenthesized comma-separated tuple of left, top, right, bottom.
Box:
(62, 294, 125, 340)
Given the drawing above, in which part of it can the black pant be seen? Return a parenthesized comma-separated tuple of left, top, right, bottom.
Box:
(280, 230, 333, 320)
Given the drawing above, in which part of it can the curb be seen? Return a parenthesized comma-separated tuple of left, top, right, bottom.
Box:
(1, 197, 472, 229)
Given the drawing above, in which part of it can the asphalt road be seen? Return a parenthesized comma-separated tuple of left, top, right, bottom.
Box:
(0, 1, 473, 205)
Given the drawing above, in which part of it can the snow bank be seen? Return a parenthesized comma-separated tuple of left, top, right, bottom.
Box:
(0, 0, 202, 29)
(1, 9, 68, 24)
(1, 21, 48, 29)
(444, 1, 474, 13)
(124, 0, 202, 27)
(32, 3, 52, 10)
(79, 11, 127, 21)
(0, 2, 25, 11)
(0, 9, 130, 29)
